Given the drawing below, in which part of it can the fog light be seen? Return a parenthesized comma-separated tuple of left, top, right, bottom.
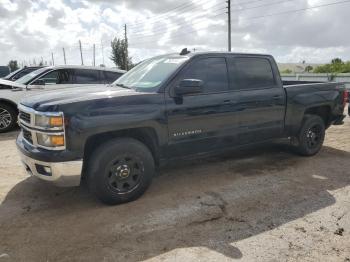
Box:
(35, 164, 52, 176)
(43, 166, 51, 174)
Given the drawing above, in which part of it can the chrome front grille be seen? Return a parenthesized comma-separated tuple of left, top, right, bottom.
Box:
(22, 128, 33, 144)
(19, 110, 31, 124)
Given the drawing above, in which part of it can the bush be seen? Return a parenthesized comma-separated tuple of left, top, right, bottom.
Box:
(314, 58, 350, 73)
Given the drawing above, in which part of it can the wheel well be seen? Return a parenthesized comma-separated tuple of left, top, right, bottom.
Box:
(0, 99, 18, 115)
(304, 106, 331, 127)
(83, 127, 160, 169)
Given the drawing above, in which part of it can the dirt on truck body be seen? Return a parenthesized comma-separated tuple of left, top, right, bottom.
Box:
(0, 115, 350, 261)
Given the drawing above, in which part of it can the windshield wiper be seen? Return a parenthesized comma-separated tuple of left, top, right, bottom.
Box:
(115, 83, 131, 89)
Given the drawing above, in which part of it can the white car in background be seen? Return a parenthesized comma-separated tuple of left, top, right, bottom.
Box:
(0, 65, 125, 133)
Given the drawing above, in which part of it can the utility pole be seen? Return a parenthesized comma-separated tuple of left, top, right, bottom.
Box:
(51, 53, 55, 66)
(101, 39, 105, 66)
(227, 0, 231, 52)
(79, 40, 84, 65)
(124, 24, 128, 70)
(93, 44, 96, 67)
(63, 48, 67, 65)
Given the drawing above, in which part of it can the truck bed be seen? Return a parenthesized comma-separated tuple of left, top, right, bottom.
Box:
(283, 80, 325, 86)
(282, 81, 345, 135)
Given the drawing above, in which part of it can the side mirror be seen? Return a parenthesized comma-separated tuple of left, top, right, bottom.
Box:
(175, 79, 203, 96)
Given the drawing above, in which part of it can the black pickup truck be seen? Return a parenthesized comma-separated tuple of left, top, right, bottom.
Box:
(16, 51, 347, 204)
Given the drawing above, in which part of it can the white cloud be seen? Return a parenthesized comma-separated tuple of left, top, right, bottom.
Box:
(0, 0, 349, 68)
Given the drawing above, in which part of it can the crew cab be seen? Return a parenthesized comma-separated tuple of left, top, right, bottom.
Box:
(0, 65, 125, 132)
(16, 52, 347, 204)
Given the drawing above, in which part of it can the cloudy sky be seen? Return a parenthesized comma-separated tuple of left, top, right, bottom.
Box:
(0, 0, 349, 67)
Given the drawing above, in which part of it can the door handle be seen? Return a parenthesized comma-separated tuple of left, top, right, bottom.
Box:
(223, 100, 231, 104)
(273, 95, 281, 100)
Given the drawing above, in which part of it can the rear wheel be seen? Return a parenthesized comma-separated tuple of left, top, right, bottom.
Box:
(0, 103, 17, 133)
(87, 138, 155, 205)
(296, 114, 325, 156)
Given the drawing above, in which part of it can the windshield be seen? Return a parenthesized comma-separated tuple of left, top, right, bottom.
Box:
(15, 67, 49, 85)
(112, 55, 189, 92)
(4, 68, 21, 79)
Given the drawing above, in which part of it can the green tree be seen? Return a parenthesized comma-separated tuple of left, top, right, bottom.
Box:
(305, 65, 313, 72)
(110, 37, 133, 70)
(314, 58, 350, 73)
(280, 69, 292, 74)
(331, 58, 342, 64)
(8, 60, 19, 72)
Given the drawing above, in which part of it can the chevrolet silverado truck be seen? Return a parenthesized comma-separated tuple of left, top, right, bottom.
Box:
(0, 65, 125, 133)
(16, 52, 347, 205)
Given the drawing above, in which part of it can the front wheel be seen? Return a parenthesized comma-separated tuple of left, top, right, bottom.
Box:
(0, 103, 17, 133)
(87, 138, 155, 205)
(296, 114, 325, 156)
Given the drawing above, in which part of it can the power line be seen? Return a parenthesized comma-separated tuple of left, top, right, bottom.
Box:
(129, 11, 226, 40)
(129, 2, 226, 34)
(104, 0, 282, 44)
(128, 0, 295, 40)
(129, 12, 226, 46)
(237, 0, 350, 21)
(129, 5, 227, 37)
(128, 0, 271, 29)
(128, 0, 216, 28)
(129, 0, 350, 46)
(231, 0, 295, 12)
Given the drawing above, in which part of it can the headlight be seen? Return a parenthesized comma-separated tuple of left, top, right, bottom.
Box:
(35, 115, 63, 128)
(37, 133, 65, 148)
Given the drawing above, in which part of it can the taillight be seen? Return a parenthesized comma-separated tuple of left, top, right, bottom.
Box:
(343, 90, 349, 106)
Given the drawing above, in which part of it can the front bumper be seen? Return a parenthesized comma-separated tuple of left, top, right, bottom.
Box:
(19, 152, 82, 187)
(17, 134, 83, 187)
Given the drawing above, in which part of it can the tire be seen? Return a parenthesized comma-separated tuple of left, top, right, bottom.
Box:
(87, 138, 155, 205)
(296, 114, 325, 156)
(0, 103, 17, 133)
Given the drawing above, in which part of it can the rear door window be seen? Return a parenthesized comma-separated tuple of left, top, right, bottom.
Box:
(229, 57, 276, 90)
(74, 69, 101, 84)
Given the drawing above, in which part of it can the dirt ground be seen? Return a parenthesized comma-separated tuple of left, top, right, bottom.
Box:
(0, 116, 350, 262)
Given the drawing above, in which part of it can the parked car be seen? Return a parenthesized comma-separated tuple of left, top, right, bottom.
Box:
(16, 52, 347, 204)
(0, 65, 125, 132)
(3, 66, 44, 81)
(0, 66, 10, 78)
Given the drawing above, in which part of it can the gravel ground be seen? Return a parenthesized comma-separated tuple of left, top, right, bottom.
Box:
(0, 116, 349, 262)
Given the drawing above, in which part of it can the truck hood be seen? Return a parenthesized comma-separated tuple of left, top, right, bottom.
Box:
(20, 85, 142, 111)
(0, 79, 26, 89)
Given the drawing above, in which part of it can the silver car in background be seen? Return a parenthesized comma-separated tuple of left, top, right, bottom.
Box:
(0, 65, 125, 132)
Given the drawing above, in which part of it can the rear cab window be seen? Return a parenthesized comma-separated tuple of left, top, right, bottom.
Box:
(228, 57, 276, 90)
(73, 69, 101, 84)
